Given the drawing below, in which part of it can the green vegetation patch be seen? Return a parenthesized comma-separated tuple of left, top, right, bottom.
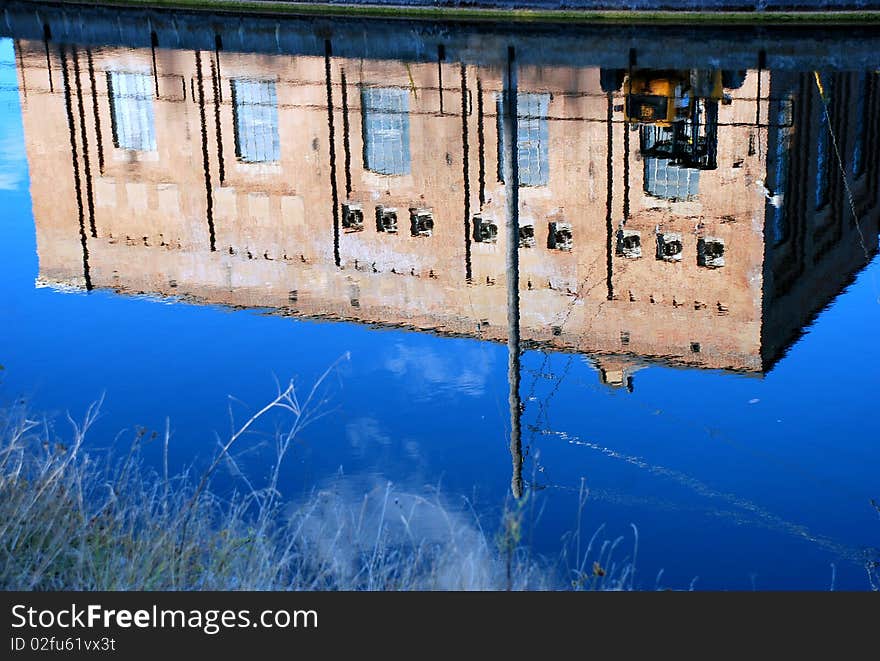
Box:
(72, 1, 880, 27)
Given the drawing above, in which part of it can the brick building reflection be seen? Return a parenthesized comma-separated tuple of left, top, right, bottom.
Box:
(16, 40, 880, 382)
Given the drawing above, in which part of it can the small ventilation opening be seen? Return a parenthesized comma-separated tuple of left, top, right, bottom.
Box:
(519, 224, 536, 248)
(472, 215, 498, 243)
(375, 206, 398, 234)
(656, 232, 683, 262)
(548, 222, 573, 251)
(616, 229, 642, 259)
(697, 237, 725, 268)
(409, 208, 434, 237)
(342, 203, 364, 232)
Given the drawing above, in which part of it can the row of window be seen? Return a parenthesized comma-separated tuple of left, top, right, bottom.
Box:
(770, 72, 875, 249)
(106, 73, 553, 184)
(103, 69, 876, 218)
(104, 72, 719, 202)
(815, 72, 873, 208)
(107, 71, 284, 161)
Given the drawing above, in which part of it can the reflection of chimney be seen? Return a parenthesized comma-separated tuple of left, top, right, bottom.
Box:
(593, 356, 644, 393)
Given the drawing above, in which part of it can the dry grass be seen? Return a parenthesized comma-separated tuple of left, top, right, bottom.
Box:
(0, 372, 640, 591)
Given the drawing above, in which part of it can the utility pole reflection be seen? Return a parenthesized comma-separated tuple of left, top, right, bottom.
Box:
(502, 46, 523, 499)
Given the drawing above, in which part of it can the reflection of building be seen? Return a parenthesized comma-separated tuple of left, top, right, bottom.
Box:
(17, 38, 880, 377)
(594, 356, 645, 392)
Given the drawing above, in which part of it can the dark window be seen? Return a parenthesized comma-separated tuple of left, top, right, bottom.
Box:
(771, 93, 794, 246)
(852, 72, 870, 179)
(815, 74, 833, 210)
(626, 94, 669, 123)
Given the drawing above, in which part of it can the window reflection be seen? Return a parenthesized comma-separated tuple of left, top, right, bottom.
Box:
(107, 70, 156, 152)
(852, 72, 869, 179)
(496, 92, 550, 187)
(361, 87, 410, 176)
(231, 79, 280, 163)
(771, 93, 794, 246)
(815, 73, 833, 210)
(643, 156, 699, 201)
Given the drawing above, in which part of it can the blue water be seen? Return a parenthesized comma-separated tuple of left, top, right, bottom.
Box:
(1, 31, 879, 590)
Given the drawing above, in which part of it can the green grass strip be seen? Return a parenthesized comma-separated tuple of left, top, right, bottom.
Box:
(52, 0, 880, 26)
